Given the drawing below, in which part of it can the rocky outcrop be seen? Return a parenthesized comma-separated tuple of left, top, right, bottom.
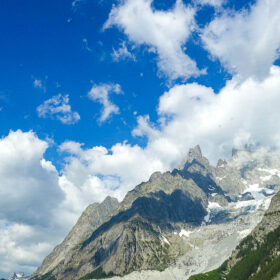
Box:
(215, 158, 246, 199)
(33, 196, 119, 277)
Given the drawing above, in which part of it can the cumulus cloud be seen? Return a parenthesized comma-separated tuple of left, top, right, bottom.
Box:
(37, 94, 80, 125)
(201, 0, 280, 80)
(0, 130, 63, 226)
(112, 41, 136, 62)
(0, 131, 111, 277)
(134, 65, 280, 162)
(0, 131, 66, 276)
(104, 0, 203, 80)
(59, 140, 164, 201)
(88, 83, 122, 123)
(0, 221, 54, 276)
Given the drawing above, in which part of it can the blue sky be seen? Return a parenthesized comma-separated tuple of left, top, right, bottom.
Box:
(0, 0, 233, 156)
(2, 0, 280, 277)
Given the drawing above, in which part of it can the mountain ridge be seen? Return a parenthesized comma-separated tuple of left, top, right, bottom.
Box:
(31, 145, 280, 280)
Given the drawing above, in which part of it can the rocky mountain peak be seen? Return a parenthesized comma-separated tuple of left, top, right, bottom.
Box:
(181, 145, 211, 172)
(177, 145, 208, 171)
(186, 145, 202, 162)
(216, 159, 227, 168)
(232, 148, 239, 158)
(102, 196, 119, 207)
(8, 272, 29, 280)
(149, 171, 162, 182)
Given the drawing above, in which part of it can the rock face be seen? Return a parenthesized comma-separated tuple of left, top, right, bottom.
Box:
(33, 196, 119, 278)
(31, 145, 280, 280)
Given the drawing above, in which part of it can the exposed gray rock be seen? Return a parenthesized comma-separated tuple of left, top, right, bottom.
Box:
(32, 196, 119, 277)
(214, 158, 246, 199)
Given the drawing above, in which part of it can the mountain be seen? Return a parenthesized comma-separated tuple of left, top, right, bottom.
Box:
(31, 145, 280, 280)
(7, 272, 29, 280)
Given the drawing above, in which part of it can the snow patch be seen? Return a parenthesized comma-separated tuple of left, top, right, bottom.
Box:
(232, 200, 256, 209)
(204, 212, 211, 223)
(264, 188, 275, 195)
(260, 175, 272, 181)
(231, 196, 272, 212)
(258, 168, 280, 176)
(239, 229, 251, 238)
(208, 202, 222, 209)
(179, 229, 192, 238)
(216, 176, 225, 181)
(243, 184, 260, 194)
(161, 235, 170, 246)
(242, 179, 248, 185)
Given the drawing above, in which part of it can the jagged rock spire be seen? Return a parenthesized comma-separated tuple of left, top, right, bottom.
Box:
(187, 145, 202, 162)
(216, 159, 227, 168)
(177, 145, 203, 170)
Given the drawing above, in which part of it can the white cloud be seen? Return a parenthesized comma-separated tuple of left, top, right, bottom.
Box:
(33, 79, 46, 92)
(0, 131, 66, 277)
(0, 130, 63, 226)
(0, 130, 113, 277)
(59, 141, 164, 202)
(104, 0, 203, 80)
(72, 0, 85, 8)
(201, 0, 280, 80)
(112, 41, 136, 62)
(82, 38, 92, 52)
(134, 65, 280, 163)
(0, 221, 54, 276)
(37, 94, 80, 125)
(197, 0, 225, 7)
(88, 83, 122, 123)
